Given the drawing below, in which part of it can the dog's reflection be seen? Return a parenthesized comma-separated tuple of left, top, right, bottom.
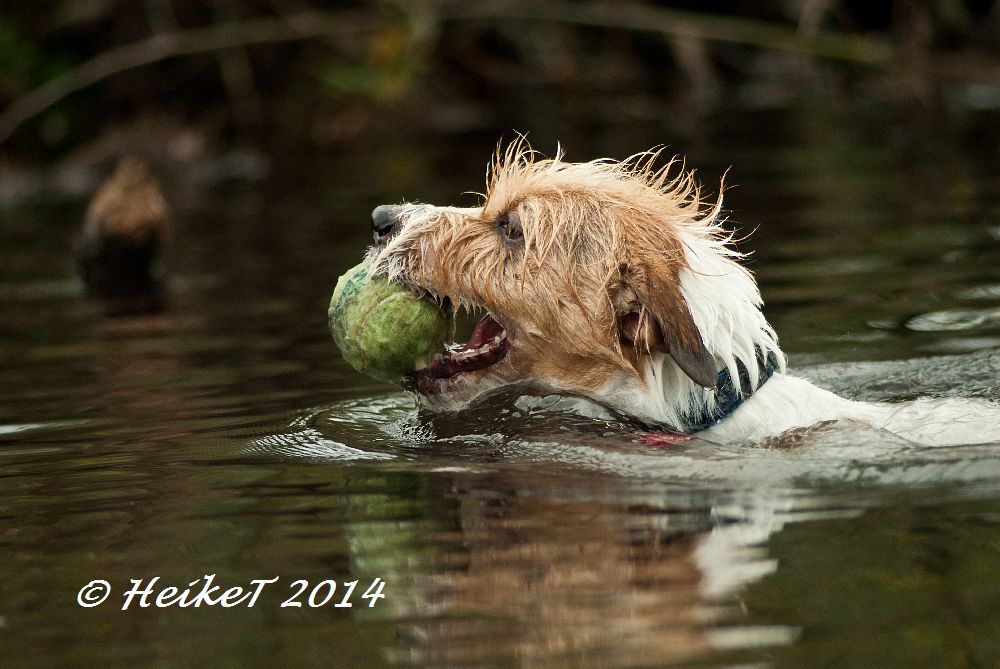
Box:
(350, 469, 773, 667)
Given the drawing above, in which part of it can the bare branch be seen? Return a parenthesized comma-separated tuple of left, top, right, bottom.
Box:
(0, 11, 369, 146)
(8, 1, 997, 147)
(440, 1, 895, 65)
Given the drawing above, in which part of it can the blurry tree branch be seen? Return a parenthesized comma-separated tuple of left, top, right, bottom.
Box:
(442, 0, 895, 64)
(4, 1, 999, 146)
(0, 10, 369, 146)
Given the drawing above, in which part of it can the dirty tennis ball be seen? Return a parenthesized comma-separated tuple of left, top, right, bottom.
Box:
(329, 263, 449, 383)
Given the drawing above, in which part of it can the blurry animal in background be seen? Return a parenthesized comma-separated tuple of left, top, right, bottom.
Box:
(77, 155, 170, 314)
(362, 142, 1000, 446)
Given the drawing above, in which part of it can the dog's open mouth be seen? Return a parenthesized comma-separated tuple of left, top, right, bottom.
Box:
(407, 313, 509, 394)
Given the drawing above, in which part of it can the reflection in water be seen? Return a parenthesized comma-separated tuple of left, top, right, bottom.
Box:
(2, 103, 1000, 667)
(241, 379, 1000, 667)
(381, 485, 712, 667)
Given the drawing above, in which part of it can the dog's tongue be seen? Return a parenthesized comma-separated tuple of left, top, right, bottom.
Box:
(427, 314, 507, 378)
(466, 314, 505, 348)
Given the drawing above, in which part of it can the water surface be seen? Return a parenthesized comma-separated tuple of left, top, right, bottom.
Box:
(3, 104, 1000, 667)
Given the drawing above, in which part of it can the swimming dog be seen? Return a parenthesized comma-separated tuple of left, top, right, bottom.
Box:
(366, 142, 1000, 446)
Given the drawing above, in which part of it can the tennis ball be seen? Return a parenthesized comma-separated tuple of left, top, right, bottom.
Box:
(329, 263, 449, 383)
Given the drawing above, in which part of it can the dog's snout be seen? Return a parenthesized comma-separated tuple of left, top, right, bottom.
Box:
(371, 205, 399, 244)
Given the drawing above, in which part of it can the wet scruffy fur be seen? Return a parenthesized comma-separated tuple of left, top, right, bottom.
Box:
(367, 141, 1000, 446)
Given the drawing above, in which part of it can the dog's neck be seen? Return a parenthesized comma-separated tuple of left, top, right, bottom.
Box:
(685, 345, 782, 431)
(608, 221, 786, 431)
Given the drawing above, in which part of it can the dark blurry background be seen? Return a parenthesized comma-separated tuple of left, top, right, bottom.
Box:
(2, 0, 999, 164)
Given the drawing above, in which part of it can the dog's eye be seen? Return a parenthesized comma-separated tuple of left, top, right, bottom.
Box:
(496, 212, 523, 244)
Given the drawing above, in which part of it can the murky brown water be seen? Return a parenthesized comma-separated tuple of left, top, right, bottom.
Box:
(3, 103, 1000, 668)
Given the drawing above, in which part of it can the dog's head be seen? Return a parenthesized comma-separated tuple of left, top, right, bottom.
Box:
(367, 142, 779, 424)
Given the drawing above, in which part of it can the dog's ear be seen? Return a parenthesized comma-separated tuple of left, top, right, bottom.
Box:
(618, 263, 719, 389)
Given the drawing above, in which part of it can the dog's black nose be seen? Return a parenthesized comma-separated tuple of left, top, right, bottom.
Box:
(371, 205, 398, 244)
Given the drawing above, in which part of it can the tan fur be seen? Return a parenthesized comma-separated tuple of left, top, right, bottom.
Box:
(375, 139, 725, 396)
(84, 155, 169, 245)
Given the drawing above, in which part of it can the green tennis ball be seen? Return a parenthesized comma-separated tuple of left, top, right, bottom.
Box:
(329, 263, 449, 383)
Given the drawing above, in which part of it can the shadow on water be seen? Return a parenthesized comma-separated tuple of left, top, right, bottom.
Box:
(3, 102, 1000, 667)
